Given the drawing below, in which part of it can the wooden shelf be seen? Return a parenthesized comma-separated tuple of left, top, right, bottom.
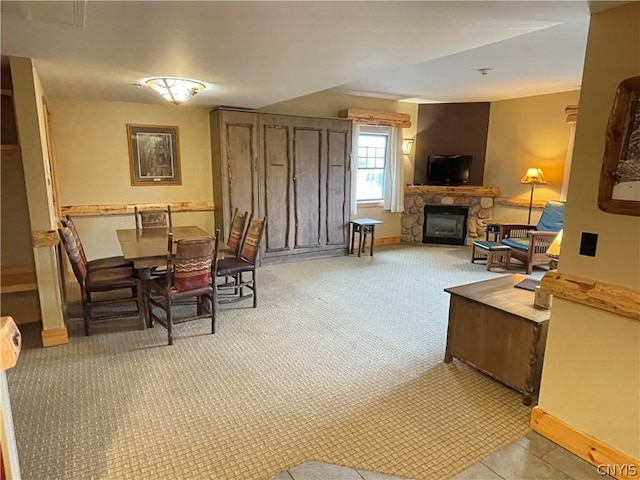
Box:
(1, 145, 21, 160)
(1, 265, 38, 294)
(405, 185, 500, 197)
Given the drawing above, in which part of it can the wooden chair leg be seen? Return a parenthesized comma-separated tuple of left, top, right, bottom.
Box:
(82, 293, 90, 336)
(252, 270, 257, 308)
(135, 285, 145, 330)
(167, 294, 173, 346)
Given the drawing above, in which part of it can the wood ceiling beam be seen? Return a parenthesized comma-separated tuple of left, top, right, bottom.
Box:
(338, 108, 412, 128)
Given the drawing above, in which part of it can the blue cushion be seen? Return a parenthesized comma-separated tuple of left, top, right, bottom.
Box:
(502, 237, 530, 252)
(536, 200, 565, 232)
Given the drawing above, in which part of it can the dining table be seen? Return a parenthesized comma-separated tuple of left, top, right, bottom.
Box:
(116, 226, 212, 276)
(117, 226, 213, 327)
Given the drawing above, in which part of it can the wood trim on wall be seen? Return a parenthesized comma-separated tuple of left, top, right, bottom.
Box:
(541, 271, 640, 322)
(338, 108, 411, 128)
(531, 407, 639, 480)
(495, 197, 548, 208)
(61, 201, 215, 217)
(31, 230, 59, 248)
(351, 236, 402, 249)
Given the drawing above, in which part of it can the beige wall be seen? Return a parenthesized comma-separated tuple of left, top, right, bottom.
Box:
(0, 155, 33, 266)
(485, 90, 580, 224)
(259, 90, 418, 239)
(48, 99, 213, 260)
(538, 2, 640, 460)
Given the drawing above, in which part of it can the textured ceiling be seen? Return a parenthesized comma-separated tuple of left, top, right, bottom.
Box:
(0, 1, 621, 108)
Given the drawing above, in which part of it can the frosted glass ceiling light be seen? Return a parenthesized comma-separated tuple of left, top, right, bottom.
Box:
(145, 77, 205, 105)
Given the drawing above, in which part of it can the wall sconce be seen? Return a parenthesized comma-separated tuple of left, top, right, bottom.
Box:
(520, 167, 547, 223)
(145, 77, 206, 105)
(402, 138, 414, 155)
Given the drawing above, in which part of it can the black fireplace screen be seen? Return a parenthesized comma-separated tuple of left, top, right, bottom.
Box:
(423, 205, 469, 245)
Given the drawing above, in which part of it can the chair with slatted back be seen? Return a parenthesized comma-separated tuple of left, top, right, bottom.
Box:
(220, 208, 248, 259)
(498, 200, 565, 274)
(134, 205, 173, 276)
(216, 217, 266, 308)
(58, 226, 144, 336)
(61, 216, 132, 272)
(135, 205, 172, 229)
(146, 230, 220, 345)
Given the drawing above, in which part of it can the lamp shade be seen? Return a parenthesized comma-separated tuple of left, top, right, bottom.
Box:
(520, 168, 547, 184)
(546, 229, 563, 258)
(145, 77, 205, 105)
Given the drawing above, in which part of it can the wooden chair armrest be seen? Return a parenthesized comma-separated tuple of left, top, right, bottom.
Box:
(527, 230, 560, 238)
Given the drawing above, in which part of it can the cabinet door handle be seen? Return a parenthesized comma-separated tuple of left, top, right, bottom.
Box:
(293, 176, 297, 181)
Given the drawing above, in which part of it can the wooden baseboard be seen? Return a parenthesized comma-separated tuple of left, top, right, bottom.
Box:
(531, 407, 639, 480)
(41, 326, 68, 347)
(353, 236, 401, 248)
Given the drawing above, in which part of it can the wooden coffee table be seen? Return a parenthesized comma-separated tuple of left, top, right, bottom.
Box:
(443, 274, 550, 405)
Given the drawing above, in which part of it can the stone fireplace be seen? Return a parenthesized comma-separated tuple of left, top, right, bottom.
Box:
(402, 185, 500, 246)
(423, 205, 469, 245)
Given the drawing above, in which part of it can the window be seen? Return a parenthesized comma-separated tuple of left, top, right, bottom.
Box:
(356, 132, 388, 201)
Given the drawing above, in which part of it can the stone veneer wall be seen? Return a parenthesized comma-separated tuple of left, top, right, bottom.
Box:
(402, 192, 496, 246)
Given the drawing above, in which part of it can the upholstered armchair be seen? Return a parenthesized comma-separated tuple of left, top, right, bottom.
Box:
(498, 200, 565, 274)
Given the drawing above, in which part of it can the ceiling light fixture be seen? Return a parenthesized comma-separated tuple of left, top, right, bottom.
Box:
(477, 68, 494, 76)
(145, 77, 206, 105)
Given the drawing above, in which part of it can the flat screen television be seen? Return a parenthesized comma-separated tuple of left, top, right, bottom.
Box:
(427, 155, 472, 186)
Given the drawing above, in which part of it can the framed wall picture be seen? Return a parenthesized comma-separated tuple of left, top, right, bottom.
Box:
(598, 76, 640, 216)
(127, 124, 182, 186)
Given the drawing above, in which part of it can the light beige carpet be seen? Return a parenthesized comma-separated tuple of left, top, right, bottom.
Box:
(8, 245, 536, 479)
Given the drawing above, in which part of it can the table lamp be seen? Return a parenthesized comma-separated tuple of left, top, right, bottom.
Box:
(546, 229, 563, 270)
(520, 168, 547, 224)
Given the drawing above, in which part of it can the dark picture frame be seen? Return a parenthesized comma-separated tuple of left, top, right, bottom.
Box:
(127, 124, 182, 186)
(598, 76, 640, 216)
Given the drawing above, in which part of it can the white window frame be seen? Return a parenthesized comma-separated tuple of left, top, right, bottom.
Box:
(356, 126, 391, 204)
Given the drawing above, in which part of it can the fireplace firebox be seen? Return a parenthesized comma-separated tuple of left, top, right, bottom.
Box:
(423, 205, 469, 245)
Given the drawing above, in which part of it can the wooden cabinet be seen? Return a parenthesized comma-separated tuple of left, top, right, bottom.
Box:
(444, 275, 550, 406)
(211, 109, 351, 264)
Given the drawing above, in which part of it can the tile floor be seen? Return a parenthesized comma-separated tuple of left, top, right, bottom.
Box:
(271, 431, 614, 480)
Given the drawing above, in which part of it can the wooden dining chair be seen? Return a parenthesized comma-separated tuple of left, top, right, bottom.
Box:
(134, 205, 173, 276)
(61, 216, 132, 271)
(146, 230, 220, 345)
(216, 217, 266, 307)
(220, 208, 248, 259)
(135, 205, 172, 229)
(58, 226, 144, 336)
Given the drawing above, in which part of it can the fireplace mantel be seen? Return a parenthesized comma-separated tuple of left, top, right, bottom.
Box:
(405, 185, 501, 197)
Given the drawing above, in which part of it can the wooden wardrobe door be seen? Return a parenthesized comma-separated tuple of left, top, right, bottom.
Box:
(292, 124, 323, 249)
(261, 120, 291, 253)
(325, 125, 351, 246)
(211, 110, 259, 241)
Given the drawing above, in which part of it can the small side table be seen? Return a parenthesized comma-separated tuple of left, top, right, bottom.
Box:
(350, 219, 382, 257)
(485, 222, 504, 241)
